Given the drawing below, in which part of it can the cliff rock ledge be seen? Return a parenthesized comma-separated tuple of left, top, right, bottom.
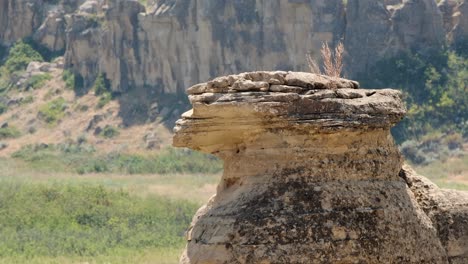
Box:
(173, 71, 468, 263)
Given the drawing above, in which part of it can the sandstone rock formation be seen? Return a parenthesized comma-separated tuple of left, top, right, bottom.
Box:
(173, 71, 468, 263)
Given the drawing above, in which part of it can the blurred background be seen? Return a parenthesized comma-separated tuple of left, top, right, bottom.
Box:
(0, 0, 466, 263)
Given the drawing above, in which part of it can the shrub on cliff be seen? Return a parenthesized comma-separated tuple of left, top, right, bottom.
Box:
(94, 73, 113, 108)
(3, 41, 43, 74)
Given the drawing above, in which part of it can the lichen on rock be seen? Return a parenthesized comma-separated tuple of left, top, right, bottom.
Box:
(173, 71, 467, 263)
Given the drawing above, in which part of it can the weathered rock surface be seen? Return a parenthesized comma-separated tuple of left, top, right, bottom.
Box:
(345, 0, 446, 76)
(452, 0, 468, 51)
(0, 0, 467, 97)
(0, 0, 44, 45)
(439, 0, 459, 33)
(173, 72, 468, 263)
(33, 10, 67, 52)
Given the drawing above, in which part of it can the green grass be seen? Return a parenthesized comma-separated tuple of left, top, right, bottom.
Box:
(413, 154, 468, 191)
(38, 97, 67, 124)
(0, 103, 7, 115)
(0, 247, 183, 264)
(11, 144, 223, 175)
(0, 126, 21, 140)
(0, 178, 196, 262)
(62, 70, 75, 90)
(25, 73, 52, 90)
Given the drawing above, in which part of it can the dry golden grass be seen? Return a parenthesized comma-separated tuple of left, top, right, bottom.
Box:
(307, 41, 345, 89)
(413, 154, 468, 190)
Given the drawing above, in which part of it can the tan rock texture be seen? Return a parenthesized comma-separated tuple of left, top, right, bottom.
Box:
(173, 71, 468, 263)
(0, 0, 43, 45)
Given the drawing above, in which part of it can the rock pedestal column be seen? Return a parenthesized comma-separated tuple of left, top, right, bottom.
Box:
(173, 71, 467, 263)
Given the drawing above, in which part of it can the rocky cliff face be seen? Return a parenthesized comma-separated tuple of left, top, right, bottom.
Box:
(0, 0, 467, 96)
(173, 71, 468, 263)
(0, 0, 43, 45)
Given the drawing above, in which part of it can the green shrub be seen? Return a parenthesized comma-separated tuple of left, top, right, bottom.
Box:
(97, 92, 112, 108)
(443, 133, 464, 150)
(100, 125, 120, 139)
(62, 70, 75, 89)
(25, 73, 52, 90)
(38, 97, 67, 124)
(0, 126, 21, 139)
(358, 49, 467, 144)
(0, 180, 197, 257)
(21, 95, 34, 105)
(0, 102, 7, 114)
(94, 73, 110, 96)
(3, 41, 43, 74)
(94, 73, 113, 108)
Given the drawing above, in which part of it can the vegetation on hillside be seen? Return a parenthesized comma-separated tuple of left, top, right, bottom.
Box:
(0, 41, 44, 93)
(357, 48, 467, 164)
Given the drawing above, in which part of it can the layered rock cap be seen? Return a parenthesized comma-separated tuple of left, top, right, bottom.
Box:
(173, 72, 467, 263)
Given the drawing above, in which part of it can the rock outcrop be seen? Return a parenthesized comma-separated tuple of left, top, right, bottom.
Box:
(173, 71, 468, 263)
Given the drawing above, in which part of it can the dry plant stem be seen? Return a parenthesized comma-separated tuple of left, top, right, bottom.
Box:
(306, 42, 345, 89)
(307, 53, 321, 74)
(321, 42, 334, 77)
(333, 43, 344, 78)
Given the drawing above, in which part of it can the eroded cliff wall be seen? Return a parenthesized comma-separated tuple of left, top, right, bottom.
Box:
(0, 0, 467, 95)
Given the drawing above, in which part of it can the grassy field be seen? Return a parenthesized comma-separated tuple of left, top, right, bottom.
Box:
(0, 150, 221, 264)
(413, 154, 468, 190)
(0, 147, 466, 263)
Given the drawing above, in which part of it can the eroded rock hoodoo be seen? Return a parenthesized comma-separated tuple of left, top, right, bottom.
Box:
(173, 71, 468, 263)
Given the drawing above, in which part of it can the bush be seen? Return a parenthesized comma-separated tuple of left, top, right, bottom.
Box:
(0, 103, 7, 115)
(38, 97, 68, 124)
(0, 126, 21, 139)
(94, 73, 113, 108)
(443, 133, 464, 150)
(3, 41, 43, 74)
(97, 92, 112, 108)
(62, 70, 75, 89)
(94, 73, 110, 96)
(100, 125, 120, 139)
(25, 73, 52, 90)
